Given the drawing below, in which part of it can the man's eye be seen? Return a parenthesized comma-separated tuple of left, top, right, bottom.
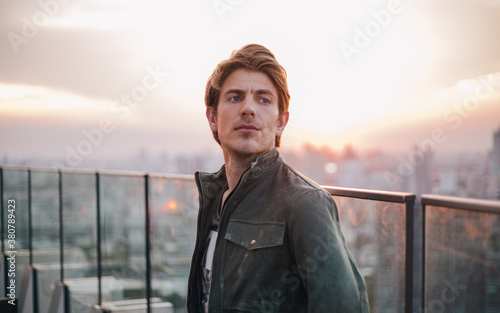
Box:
(260, 98, 270, 104)
(229, 96, 241, 102)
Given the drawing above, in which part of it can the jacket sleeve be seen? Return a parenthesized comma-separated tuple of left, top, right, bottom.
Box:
(287, 189, 370, 313)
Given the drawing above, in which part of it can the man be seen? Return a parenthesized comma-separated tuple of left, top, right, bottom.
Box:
(187, 44, 369, 313)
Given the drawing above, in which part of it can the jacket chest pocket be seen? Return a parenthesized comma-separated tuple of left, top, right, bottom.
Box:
(224, 219, 285, 250)
(221, 219, 291, 312)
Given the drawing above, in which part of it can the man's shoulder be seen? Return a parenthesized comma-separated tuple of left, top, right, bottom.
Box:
(274, 161, 338, 216)
(277, 161, 329, 196)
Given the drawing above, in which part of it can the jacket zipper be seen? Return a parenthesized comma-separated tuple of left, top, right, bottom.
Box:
(210, 165, 252, 312)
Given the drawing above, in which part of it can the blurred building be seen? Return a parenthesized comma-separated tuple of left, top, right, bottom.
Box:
(338, 158, 365, 188)
(397, 145, 433, 197)
(337, 145, 366, 189)
(493, 128, 500, 175)
(490, 128, 500, 199)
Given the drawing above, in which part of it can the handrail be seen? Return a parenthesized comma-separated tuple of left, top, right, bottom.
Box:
(148, 172, 194, 181)
(0, 165, 194, 181)
(421, 194, 500, 214)
(323, 185, 415, 203)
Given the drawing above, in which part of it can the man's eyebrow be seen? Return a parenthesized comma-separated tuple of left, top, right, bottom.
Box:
(254, 89, 275, 96)
(222, 88, 276, 95)
(223, 88, 245, 95)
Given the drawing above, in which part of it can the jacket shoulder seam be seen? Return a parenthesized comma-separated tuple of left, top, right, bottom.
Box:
(281, 162, 325, 207)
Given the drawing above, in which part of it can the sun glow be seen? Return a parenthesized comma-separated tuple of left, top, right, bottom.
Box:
(0, 84, 110, 116)
(1, 0, 499, 159)
(164, 200, 178, 211)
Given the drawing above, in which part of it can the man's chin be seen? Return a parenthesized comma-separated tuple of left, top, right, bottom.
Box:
(222, 142, 272, 159)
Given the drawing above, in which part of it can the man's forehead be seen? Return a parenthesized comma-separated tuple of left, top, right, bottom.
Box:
(221, 69, 277, 94)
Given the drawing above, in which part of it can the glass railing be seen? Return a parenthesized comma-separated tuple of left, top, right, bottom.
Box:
(1, 167, 196, 313)
(421, 194, 500, 313)
(61, 171, 98, 312)
(325, 186, 416, 313)
(1, 166, 499, 313)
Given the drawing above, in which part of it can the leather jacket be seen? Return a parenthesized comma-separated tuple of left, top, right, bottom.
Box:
(187, 148, 369, 313)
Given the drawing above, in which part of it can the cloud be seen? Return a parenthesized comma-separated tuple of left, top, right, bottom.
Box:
(1, 0, 499, 166)
(408, 0, 500, 92)
(2, 28, 156, 100)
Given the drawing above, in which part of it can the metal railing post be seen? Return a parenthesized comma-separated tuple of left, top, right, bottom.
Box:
(58, 170, 64, 282)
(420, 200, 426, 313)
(0, 167, 4, 298)
(28, 169, 32, 267)
(144, 174, 152, 313)
(405, 195, 415, 313)
(96, 172, 103, 308)
(28, 169, 39, 313)
(1, 168, 4, 254)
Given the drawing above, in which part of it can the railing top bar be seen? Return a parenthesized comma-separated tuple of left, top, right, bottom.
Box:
(0, 166, 143, 177)
(94, 170, 195, 181)
(149, 172, 194, 181)
(1, 165, 93, 174)
(94, 169, 146, 177)
(0, 165, 42, 172)
(0, 166, 194, 181)
(421, 194, 500, 214)
(323, 185, 415, 204)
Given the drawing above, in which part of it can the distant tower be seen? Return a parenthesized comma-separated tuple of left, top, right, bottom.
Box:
(492, 128, 500, 200)
(413, 144, 432, 196)
(338, 144, 365, 188)
(493, 128, 500, 175)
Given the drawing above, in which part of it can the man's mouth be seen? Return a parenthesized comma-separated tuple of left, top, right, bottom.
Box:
(235, 124, 259, 133)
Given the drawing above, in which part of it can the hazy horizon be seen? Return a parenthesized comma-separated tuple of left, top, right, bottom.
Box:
(1, 0, 500, 169)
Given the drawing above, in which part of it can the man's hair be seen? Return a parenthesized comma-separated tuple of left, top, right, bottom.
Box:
(205, 44, 290, 147)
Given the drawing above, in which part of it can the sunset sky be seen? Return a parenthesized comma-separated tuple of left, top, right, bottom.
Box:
(1, 0, 500, 167)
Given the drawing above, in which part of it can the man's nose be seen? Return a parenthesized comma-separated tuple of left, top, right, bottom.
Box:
(240, 97, 256, 117)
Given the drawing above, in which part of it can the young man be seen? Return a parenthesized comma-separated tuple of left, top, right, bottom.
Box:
(187, 44, 369, 313)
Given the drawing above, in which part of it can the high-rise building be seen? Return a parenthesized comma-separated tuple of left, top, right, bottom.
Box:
(399, 144, 433, 196)
(493, 128, 500, 175)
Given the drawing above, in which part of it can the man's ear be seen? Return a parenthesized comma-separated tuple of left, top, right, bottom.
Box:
(206, 107, 218, 132)
(276, 111, 289, 136)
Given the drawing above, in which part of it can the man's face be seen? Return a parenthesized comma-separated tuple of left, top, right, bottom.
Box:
(207, 69, 289, 158)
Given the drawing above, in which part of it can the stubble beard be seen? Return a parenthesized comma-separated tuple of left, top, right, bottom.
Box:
(221, 134, 273, 167)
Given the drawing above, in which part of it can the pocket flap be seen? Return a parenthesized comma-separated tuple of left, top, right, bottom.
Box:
(225, 219, 285, 250)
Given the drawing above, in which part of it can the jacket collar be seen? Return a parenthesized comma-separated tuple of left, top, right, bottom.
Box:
(246, 147, 281, 176)
(195, 147, 282, 196)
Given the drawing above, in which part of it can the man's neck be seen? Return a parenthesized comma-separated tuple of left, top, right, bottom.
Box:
(220, 147, 273, 210)
(222, 152, 255, 193)
(222, 147, 273, 192)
